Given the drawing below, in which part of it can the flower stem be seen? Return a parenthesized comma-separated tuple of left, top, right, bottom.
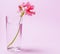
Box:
(7, 27, 20, 48)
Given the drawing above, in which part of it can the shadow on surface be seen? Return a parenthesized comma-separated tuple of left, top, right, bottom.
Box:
(7, 47, 44, 54)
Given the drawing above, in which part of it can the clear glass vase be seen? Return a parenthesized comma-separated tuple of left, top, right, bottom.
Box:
(6, 16, 23, 52)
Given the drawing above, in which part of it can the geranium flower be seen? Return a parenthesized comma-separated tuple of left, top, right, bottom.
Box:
(7, 2, 36, 48)
(18, 2, 35, 17)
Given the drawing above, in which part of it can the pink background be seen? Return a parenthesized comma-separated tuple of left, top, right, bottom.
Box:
(0, 0, 60, 54)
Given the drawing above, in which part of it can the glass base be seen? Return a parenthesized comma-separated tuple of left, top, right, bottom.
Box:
(7, 47, 40, 54)
(7, 47, 21, 52)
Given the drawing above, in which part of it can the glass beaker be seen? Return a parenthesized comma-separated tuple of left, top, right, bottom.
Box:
(6, 16, 23, 52)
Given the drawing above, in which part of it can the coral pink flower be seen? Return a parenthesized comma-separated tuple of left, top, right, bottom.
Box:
(18, 2, 35, 16)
